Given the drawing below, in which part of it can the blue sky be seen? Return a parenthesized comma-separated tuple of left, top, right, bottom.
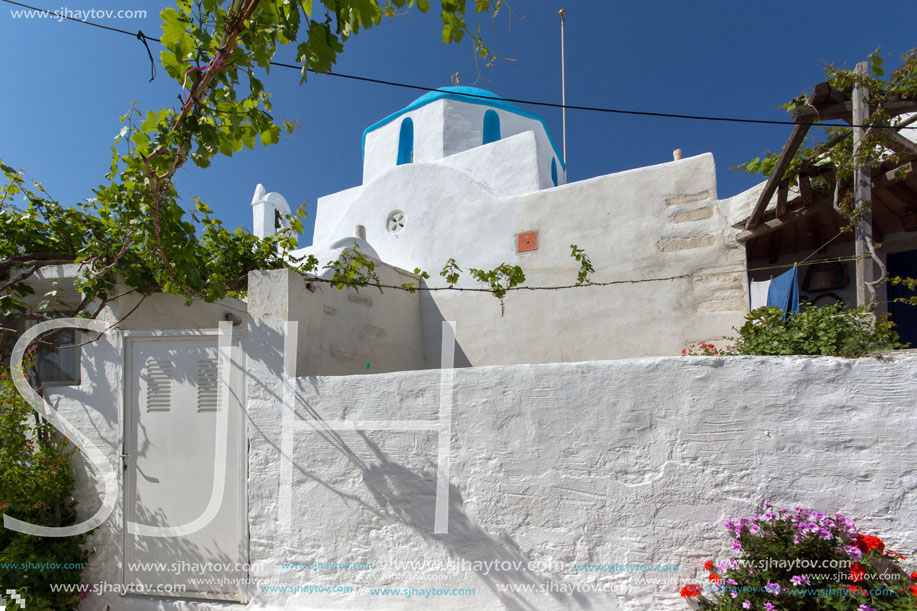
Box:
(1, 1, 914, 246)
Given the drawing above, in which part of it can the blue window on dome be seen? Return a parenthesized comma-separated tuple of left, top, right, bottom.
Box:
(551, 158, 558, 187)
(397, 118, 414, 165)
(482, 110, 501, 145)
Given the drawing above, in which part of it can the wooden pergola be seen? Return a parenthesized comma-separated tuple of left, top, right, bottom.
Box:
(737, 81, 917, 265)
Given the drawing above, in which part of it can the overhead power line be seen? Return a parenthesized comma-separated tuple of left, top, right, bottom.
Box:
(3, 0, 916, 130)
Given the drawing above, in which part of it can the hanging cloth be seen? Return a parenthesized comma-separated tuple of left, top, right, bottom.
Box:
(750, 279, 771, 310)
(766, 266, 800, 319)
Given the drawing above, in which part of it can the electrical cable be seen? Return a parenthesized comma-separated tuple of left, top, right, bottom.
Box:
(4, 0, 916, 130)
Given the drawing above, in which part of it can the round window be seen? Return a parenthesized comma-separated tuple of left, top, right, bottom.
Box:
(386, 210, 406, 234)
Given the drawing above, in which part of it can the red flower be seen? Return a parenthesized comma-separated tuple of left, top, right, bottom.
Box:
(909, 584, 917, 597)
(856, 534, 885, 554)
(847, 585, 866, 595)
(682, 349, 687, 355)
(704, 560, 714, 571)
(850, 562, 866, 582)
(910, 572, 917, 582)
(708, 572, 721, 582)
(680, 584, 701, 597)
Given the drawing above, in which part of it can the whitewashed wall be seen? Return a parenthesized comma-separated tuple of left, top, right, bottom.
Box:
(302, 153, 751, 365)
(57, 298, 917, 611)
(241, 350, 917, 611)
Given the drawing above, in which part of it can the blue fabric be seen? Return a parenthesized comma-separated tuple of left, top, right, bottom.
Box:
(766, 267, 800, 318)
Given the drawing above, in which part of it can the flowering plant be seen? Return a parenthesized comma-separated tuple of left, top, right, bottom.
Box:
(680, 505, 916, 610)
(682, 342, 734, 356)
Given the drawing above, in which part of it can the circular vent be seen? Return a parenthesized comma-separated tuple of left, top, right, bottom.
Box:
(386, 210, 406, 234)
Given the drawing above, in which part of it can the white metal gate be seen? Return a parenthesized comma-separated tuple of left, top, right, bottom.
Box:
(123, 331, 246, 601)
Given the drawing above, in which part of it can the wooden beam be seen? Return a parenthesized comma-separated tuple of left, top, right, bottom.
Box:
(905, 174, 917, 193)
(872, 220, 885, 244)
(805, 215, 824, 252)
(828, 191, 846, 236)
(792, 100, 917, 124)
(776, 181, 789, 217)
(793, 102, 852, 123)
(798, 173, 814, 205)
(879, 100, 917, 118)
(874, 187, 911, 216)
(769, 224, 782, 264)
(824, 167, 837, 192)
(853, 62, 874, 307)
(873, 162, 917, 188)
(880, 130, 917, 156)
(809, 82, 849, 106)
(746, 123, 811, 229)
(762, 232, 776, 264)
(737, 198, 834, 243)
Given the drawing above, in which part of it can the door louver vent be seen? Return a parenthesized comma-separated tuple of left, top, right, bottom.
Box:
(145, 358, 173, 412)
(197, 358, 220, 412)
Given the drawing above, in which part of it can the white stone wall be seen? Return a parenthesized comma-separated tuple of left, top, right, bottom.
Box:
(363, 100, 445, 185)
(440, 99, 564, 189)
(301, 153, 750, 365)
(247, 267, 425, 376)
(439, 130, 542, 198)
(239, 352, 917, 611)
(40, 293, 250, 611)
(51, 294, 917, 611)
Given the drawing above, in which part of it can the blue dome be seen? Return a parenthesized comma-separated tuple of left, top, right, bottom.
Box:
(405, 86, 507, 108)
(362, 86, 565, 169)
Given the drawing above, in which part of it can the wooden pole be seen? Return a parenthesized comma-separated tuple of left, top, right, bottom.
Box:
(853, 61, 874, 307)
(559, 8, 567, 166)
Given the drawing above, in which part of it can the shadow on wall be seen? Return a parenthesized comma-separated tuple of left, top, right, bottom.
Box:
(123, 503, 242, 602)
(359, 433, 589, 611)
(420, 292, 472, 369)
(284, 378, 590, 611)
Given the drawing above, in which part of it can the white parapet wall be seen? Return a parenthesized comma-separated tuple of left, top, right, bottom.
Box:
(59, 309, 917, 610)
(241, 350, 917, 610)
(300, 153, 750, 367)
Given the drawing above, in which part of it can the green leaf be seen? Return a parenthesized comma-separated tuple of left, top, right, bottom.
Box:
(130, 132, 150, 150)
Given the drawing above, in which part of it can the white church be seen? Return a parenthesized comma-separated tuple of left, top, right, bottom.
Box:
(14, 86, 917, 611)
(248, 85, 752, 374)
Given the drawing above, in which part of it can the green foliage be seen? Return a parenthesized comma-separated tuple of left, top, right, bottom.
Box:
(730, 303, 905, 357)
(734, 48, 917, 190)
(570, 244, 594, 285)
(0, 8, 576, 604)
(0, 368, 86, 610)
(399, 267, 430, 293)
(468, 263, 525, 315)
(887, 275, 917, 307)
(0, 160, 301, 322)
(439, 258, 462, 287)
(688, 506, 914, 611)
(322, 245, 380, 291)
(0, 0, 520, 328)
